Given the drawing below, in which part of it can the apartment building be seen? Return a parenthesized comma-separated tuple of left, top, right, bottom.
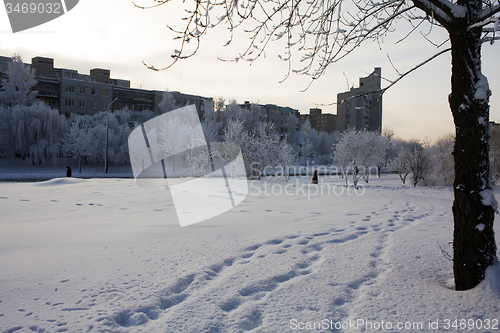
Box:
(336, 67, 383, 132)
(0, 55, 213, 119)
(300, 108, 337, 133)
(240, 101, 300, 134)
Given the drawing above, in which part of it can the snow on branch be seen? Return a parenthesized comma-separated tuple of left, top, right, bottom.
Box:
(479, 2, 500, 21)
(134, 0, 451, 84)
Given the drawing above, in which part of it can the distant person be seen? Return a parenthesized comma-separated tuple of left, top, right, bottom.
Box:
(312, 170, 318, 184)
(67, 166, 72, 178)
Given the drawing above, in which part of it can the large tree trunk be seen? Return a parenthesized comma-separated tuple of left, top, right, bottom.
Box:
(449, 7, 498, 290)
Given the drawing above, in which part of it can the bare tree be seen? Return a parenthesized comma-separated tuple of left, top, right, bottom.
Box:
(389, 154, 411, 184)
(135, 0, 500, 290)
(400, 140, 433, 187)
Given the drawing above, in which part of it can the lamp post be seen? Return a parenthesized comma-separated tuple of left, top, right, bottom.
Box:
(104, 98, 118, 174)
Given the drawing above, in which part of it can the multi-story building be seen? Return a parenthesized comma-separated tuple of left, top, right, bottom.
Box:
(1, 55, 213, 119)
(169, 91, 212, 119)
(240, 101, 300, 134)
(336, 67, 382, 132)
(300, 108, 337, 133)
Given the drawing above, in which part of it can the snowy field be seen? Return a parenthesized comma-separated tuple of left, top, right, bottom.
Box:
(1, 174, 499, 333)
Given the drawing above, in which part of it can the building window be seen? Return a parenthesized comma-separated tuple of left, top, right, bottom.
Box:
(65, 85, 75, 93)
(101, 89, 109, 97)
(65, 99, 75, 107)
(79, 100, 85, 108)
(91, 88, 96, 95)
(90, 101, 96, 109)
(100, 102, 108, 109)
(79, 87, 85, 94)
(133, 104, 153, 112)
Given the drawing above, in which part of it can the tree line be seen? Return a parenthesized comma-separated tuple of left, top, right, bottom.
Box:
(1, 55, 499, 189)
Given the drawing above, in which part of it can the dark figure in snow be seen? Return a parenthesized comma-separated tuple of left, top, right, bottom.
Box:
(67, 166, 72, 177)
(312, 170, 318, 184)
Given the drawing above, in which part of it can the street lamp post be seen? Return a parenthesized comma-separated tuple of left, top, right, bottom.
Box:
(105, 98, 118, 174)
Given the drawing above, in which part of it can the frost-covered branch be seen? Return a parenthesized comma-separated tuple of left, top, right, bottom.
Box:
(135, 0, 446, 84)
(478, 2, 500, 21)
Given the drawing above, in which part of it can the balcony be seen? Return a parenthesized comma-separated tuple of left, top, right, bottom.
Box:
(37, 90, 59, 98)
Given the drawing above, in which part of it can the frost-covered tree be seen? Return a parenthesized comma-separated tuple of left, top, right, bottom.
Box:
(224, 118, 245, 147)
(388, 154, 411, 184)
(300, 139, 316, 165)
(300, 119, 337, 163)
(400, 140, 433, 187)
(283, 113, 300, 148)
(138, 0, 500, 290)
(430, 134, 455, 186)
(333, 130, 387, 187)
(157, 114, 186, 172)
(334, 130, 364, 188)
(66, 111, 132, 168)
(276, 137, 296, 181)
(133, 109, 155, 125)
(0, 102, 67, 163)
(159, 91, 176, 113)
(62, 119, 92, 173)
(0, 54, 37, 107)
(223, 100, 260, 131)
(202, 98, 222, 143)
(241, 122, 281, 178)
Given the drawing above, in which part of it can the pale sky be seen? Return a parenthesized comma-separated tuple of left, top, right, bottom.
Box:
(0, 0, 499, 142)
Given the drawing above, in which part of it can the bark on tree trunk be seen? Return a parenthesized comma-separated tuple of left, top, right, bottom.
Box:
(449, 15, 498, 290)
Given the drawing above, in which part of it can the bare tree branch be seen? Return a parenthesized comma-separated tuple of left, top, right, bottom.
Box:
(313, 46, 451, 107)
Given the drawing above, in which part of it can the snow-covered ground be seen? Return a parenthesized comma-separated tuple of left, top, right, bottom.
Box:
(1, 173, 499, 333)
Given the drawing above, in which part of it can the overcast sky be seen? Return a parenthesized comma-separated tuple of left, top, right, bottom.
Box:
(1, 0, 498, 141)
